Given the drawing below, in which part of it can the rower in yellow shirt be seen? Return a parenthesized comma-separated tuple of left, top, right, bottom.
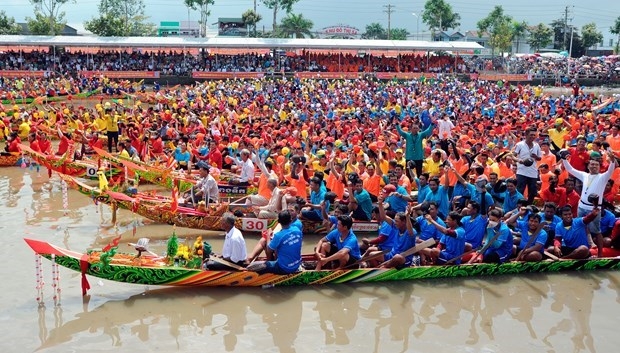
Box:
(17, 118, 31, 140)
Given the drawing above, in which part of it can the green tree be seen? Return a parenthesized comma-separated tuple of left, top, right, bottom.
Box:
(262, 0, 298, 32)
(27, 11, 66, 35)
(85, 0, 155, 36)
(422, 0, 461, 39)
(279, 13, 313, 38)
(550, 21, 584, 57)
(85, 14, 125, 36)
(549, 18, 570, 50)
(527, 23, 553, 52)
(28, 0, 74, 35)
(477, 6, 513, 55)
(362, 22, 387, 39)
(242, 9, 262, 37)
(512, 20, 528, 53)
(0, 11, 22, 35)
(581, 22, 603, 54)
(185, 0, 215, 37)
(611, 16, 620, 54)
(390, 28, 409, 41)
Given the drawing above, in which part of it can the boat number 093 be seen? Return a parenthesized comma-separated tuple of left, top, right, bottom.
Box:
(86, 167, 98, 177)
(244, 219, 266, 230)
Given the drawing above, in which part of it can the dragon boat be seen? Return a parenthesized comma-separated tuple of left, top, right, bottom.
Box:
(20, 144, 121, 179)
(24, 237, 620, 290)
(61, 173, 379, 234)
(60, 173, 278, 232)
(92, 147, 258, 198)
(0, 89, 100, 106)
(0, 152, 22, 167)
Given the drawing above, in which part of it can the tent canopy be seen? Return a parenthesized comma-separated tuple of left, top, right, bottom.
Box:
(0, 35, 484, 53)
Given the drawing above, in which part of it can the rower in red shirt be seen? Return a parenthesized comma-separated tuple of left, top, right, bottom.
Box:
(148, 133, 164, 158)
(4, 132, 21, 153)
(28, 133, 42, 153)
(539, 174, 567, 208)
(37, 133, 52, 154)
(563, 178, 580, 217)
(56, 127, 73, 156)
(207, 140, 223, 169)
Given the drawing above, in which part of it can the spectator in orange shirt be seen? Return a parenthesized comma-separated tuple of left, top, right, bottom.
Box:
(537, 163, 554, 192)
(606, 125, 620, 152)
(538, 141, 557, 169)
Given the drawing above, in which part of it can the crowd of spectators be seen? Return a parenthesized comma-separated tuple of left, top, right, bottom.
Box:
(506, 54, 620, 81)
(2, 49, 619, 82)
(0, 49, 468, 76)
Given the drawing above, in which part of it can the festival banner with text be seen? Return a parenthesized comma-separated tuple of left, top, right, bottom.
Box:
(80, 71, 160, 79)
(0, 70, 47, 78)
(192, 72, 265, 79)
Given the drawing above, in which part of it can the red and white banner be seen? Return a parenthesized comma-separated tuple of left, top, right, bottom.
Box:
(474, 73, 531, 81)
(192, 72, 265, 79)
(294, 72, 364, 79)
(81, 71, 160, 79)
(375, 72, 438, 80)
(0, 70, 47, 78)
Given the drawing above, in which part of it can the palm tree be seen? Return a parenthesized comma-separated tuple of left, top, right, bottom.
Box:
(362, 22, 386, 39)
(512, 20, 528, 53)
(279, 13, 313, 38)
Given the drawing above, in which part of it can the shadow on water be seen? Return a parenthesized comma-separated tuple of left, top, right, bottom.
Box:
(28, 269, 620, 353)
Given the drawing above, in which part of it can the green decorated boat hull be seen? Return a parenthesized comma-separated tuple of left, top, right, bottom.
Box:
(25, 238, 620, 289)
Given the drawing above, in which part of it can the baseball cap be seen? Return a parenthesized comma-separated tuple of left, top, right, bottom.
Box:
(395, 148, 403, 153)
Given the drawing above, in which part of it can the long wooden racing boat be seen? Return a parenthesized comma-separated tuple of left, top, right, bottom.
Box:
(92, 147, 259, 198)
(20, 144, 121, 179)
(61, 173, 378, 234)
(0, 89, 100, 105)
(24, 238, 620, 290)
(0, 152, 22, 167)
(60, 173, 278, 232)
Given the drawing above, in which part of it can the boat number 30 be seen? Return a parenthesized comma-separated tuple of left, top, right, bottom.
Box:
(242, 219, 267, 231)
(86, 167, 98, 177)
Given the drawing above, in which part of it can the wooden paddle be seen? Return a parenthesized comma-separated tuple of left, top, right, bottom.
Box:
(514, 224, 544, 262)
(444, 246, 481, 265)
(468, 229, 502, 264)
(209, 256, 246, 271)
(543, 250, 560, 261)
(342, 249, 390, 269)
(377, 238, 436, 267)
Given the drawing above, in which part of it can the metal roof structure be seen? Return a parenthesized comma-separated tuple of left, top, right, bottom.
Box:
(0, 35, 484, 52)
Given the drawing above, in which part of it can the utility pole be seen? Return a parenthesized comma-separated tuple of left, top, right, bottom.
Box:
(384, 4, 395, 40)
(563, 6, 568, 50)
(562, 5, 574, 50)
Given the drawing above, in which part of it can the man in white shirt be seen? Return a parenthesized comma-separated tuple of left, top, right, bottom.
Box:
(231, 148, 255, 186)
(183, 161, 219, 205)
(437, 113, 455, 152)
(561, 149, 616, 257)
(204, 213, 247, 270)
(511, 127, 542, 204)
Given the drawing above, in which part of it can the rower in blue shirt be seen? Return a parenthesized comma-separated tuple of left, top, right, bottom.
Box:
(315, 215, 362, 270)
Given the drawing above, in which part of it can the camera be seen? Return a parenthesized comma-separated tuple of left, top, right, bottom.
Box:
(348, 172, 360, 184)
